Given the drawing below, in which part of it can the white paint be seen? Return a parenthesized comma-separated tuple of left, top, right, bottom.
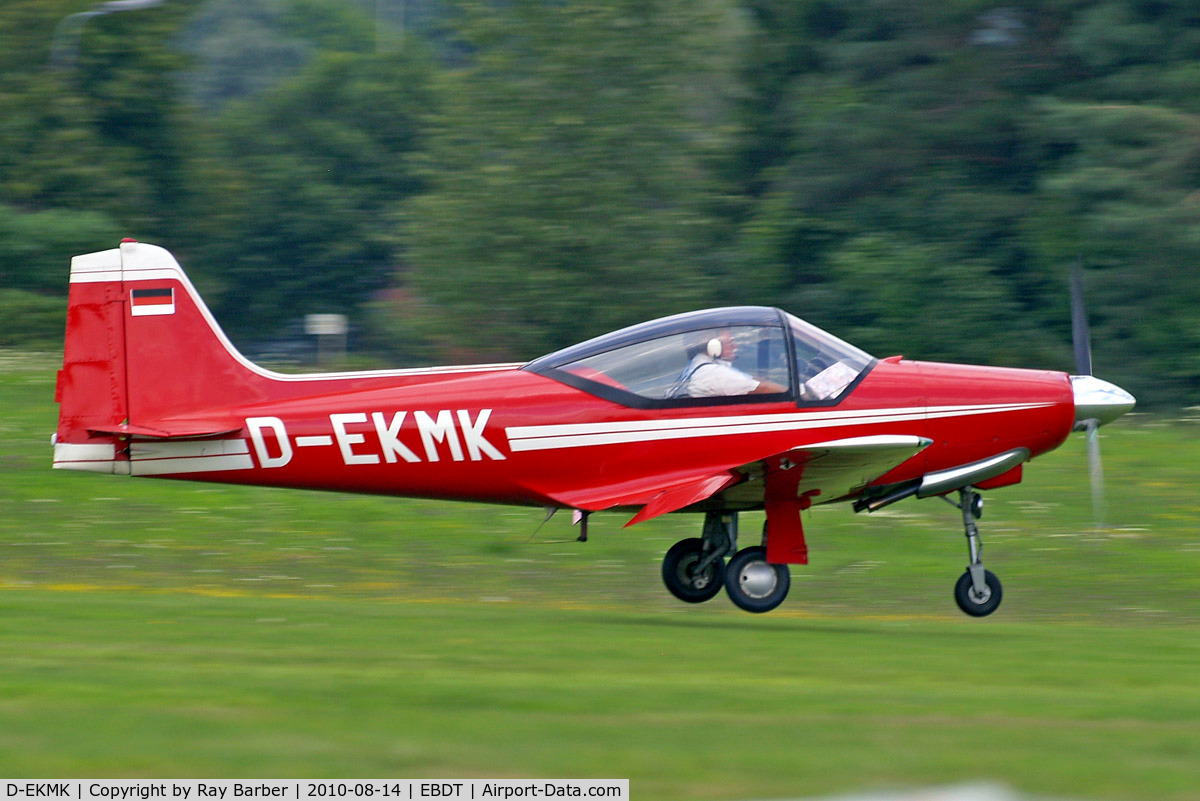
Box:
(53, 442, 116, 462)
(246, 416, 292, 468)
(415, 409, 464, 462)
(372, 411, 420, 464)
(129, 304, 175, 317)
(295, 436, 334, 447)
(457, 409, 506, 461)
(330, 413, 379, 465)
(505, 402, 1053, 452)
(130, 454, 253, 476)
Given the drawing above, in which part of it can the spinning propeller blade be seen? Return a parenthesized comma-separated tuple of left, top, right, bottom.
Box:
(1071, 263, 1103, 527)
(1069, 262, 1135, 528)
(1085, 418, 1104, 528)
(1070, 261, 1093, 378)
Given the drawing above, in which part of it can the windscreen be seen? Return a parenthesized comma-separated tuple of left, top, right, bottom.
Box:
(785, 313, 874, 402)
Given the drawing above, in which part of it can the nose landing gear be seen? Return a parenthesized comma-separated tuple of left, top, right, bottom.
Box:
(947, 487, 1003, 617)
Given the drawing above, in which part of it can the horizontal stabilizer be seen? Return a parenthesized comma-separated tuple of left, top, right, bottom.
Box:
(87, 422, 244, 439)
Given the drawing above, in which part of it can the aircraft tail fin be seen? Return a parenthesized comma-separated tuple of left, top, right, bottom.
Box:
(53, 240, 270, 473)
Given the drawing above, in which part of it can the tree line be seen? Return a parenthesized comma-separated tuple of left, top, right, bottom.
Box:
(1, 0, 1197, 409)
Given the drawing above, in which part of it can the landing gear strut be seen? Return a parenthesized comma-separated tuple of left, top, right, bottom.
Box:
(661, 511, 736, 604)
(948, 487, 1003, 617)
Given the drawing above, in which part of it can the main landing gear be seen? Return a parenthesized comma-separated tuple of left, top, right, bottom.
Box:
(946, 487, 1003, 617)
(661, 512, 791, 613)
(660, 489, 1002, 617)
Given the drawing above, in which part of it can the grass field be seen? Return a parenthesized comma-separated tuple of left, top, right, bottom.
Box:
(2, 350, 1199, 799)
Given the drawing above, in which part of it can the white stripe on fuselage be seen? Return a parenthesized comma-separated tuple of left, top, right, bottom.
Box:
(504, 402, 1053, 452)
(127, 438, 254, 476)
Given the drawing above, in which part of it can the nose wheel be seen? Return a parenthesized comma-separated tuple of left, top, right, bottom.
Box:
(948, 487, 1003, 617)
(955, 568, 1002, 617)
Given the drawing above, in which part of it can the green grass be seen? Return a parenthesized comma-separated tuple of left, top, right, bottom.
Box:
(2, 350, 1199, 798)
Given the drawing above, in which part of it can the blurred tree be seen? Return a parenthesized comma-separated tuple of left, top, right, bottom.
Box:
(0, 290, 67, 348)
(732, 3, 1083, 371)
(71, 0, 201, 239)
(1028, 99, 1200, 407)
(399, 0, 749, 360)
(0, 202, 121, 347)
(192, 43, 437, 338)
(179, 0, 315, 110)
(0, 204, 122, 293)
(0, 0, 193, 345)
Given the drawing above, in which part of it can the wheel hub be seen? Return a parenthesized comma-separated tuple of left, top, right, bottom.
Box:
(738, 561, 777, 599)
(680, 555, 712, 589)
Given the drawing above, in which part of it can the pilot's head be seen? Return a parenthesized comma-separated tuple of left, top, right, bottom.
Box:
(701, 330, 737, 361)
(691, 326, 734, 362)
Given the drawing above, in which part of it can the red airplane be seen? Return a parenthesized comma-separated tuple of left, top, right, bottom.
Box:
(53, 241, 1135, 615)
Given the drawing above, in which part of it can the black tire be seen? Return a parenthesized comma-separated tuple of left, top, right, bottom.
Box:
(661, 538, 724, 603)
(724, 546, 790, 613)
(954, 569, 1003, 617)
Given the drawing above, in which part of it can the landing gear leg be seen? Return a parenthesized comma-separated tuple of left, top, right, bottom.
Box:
(950, 487, 1002, 617)
(661, 512, 737, 604)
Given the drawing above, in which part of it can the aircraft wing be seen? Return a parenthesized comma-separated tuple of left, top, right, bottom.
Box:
(758, 434, 933, 507)
(538, 434, 931, 527)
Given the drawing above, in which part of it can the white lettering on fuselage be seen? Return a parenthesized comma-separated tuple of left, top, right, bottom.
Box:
(246, 416, 292, 467)
(245, 410, 505, 468)
(372, 411, 420, 463)
(415, 409, 464, 462)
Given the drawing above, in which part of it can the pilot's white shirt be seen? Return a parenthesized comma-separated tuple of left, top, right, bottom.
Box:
(686, 356, 759, 397)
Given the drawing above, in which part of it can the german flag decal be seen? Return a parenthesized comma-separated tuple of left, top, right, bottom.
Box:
(130, 287, 175, 317)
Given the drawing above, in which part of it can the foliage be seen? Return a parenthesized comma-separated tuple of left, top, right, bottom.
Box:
(0, 204, 122, 293)
(0, 292, 66, 347)
(397, 0, 748, 359)
(191, 43, 437, 337)
(0, 0, 1197, 406)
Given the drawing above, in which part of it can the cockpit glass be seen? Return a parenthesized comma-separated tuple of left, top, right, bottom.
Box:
(785, 313, 874, 402)
(559, 324, 790, 401)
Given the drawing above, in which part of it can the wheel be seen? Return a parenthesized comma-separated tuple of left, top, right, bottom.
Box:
(661, 538, 724, 603)
(954, 569, 1003, 617)
(724, 546, 790, 613)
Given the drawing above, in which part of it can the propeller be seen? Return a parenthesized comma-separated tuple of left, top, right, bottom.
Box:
(1070, 263, 1103, 526)
(1069, 262, 1135, 529)
(1070, 262, 1092, 378)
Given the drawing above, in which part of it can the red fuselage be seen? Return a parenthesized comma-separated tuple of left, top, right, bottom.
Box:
(147, 357, 1074, 510)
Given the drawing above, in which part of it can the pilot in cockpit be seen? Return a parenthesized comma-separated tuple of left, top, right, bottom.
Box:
(672, 330, 788, 398)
